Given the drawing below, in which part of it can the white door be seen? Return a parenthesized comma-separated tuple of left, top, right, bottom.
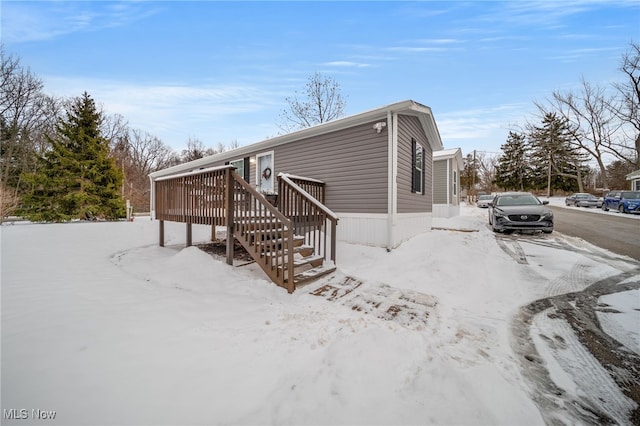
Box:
(256, 152, 274, 193)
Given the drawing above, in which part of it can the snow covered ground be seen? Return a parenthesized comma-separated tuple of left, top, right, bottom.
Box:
(2, 199, 639, 425)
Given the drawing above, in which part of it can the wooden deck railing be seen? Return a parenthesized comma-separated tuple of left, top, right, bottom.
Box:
(277, 173, 338, 264)
(153, 167, 338, 292)
(155, 166, 230, 226)
(154, 166, 296, 292)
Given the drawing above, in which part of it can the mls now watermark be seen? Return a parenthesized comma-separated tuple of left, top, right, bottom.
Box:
(4, 408, 57, 420)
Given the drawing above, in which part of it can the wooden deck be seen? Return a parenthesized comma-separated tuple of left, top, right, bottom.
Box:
(154, 166, 338, 292)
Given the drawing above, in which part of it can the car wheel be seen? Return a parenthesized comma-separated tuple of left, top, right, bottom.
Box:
(602, 204, 609, 211)
(619, 204, 626, 214)
(542, 229, 553, 234)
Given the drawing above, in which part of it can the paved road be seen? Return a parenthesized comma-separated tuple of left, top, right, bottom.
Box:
(549, 206, 640, 261)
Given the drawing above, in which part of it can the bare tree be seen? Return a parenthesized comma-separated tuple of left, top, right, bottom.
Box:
(228, 139, 240, 150)
(278, 72, 346, 132)
(475, 151, 499, 192)
(611, 41, 640, 168)
(102, 113, 130, 150)
(0, 47, 60, 217)
(536, 78, 619, 190)
(181, 137, 216, 162)
(110, 128, 177, 211)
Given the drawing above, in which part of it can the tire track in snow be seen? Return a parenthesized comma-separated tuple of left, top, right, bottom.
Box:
(545, 262, 592, 297)
(511, 270, 640, 425)
(495, 235, 528, 264)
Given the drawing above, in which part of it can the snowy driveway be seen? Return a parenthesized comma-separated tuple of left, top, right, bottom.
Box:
(2, 204, 639, 425)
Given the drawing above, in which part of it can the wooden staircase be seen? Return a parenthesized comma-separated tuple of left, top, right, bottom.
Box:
(154, 166, 338, 293)
(235, 219, 336, 290)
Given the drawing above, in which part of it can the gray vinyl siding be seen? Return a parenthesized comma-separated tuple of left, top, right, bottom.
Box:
(202, 121, 389, 214)
(397, 115, 432, 213)
(433, 160, 448, 204)
(273, 122, 388, 213)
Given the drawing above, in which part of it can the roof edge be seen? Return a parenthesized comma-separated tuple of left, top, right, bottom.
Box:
(150, 99, 443, 179)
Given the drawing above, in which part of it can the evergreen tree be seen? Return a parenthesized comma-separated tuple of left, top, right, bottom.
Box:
(528, 113, 589, 193)
(494, 131, 531, 191)
(21, 92, 125, 221)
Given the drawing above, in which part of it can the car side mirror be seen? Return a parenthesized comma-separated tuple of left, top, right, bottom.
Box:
(542, 200, 549, 205)
(487, 202, 493, 207)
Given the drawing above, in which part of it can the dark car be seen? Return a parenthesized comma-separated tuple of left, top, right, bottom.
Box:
(602, 190, 640, 214)
(488, 192, 554, 234)
(565, 193, 602, 208)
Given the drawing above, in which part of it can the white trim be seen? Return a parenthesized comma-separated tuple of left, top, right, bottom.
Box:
(387, 111, 398, 251)
(149, 175, 155, 219)
(255, 150, 275, 193)
(446, 157, 450, 204)
(337, 212, 431, 247)
(433, 204, 460, 218)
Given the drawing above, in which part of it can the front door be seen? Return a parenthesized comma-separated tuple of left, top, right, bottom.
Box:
(256, 152, 274, 193)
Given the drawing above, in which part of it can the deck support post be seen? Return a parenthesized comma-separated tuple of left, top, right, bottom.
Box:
(159, 220, 165, 247)
(186, 222, 192, 247)
(225, 168, 234, 265)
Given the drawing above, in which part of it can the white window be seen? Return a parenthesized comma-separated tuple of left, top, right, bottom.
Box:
(230, 158, 244, 180)
(412, 139, 424, 194)
(453, 170, 457, 196)
(256, 151, 274, 193)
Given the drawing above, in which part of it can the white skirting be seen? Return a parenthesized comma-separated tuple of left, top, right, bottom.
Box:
(336, 212, 432, 249)
(432, 204, 460, 218)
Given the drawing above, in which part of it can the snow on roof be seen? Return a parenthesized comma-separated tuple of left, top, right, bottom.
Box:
(626, 169, 640, 180)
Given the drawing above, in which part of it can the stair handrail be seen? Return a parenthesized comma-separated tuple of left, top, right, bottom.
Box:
(277, 173, 338, 264)
(228, 169, 296, 292)
(278, 173, 338, 221)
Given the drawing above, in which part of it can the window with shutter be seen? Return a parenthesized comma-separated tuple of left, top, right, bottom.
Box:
(411, 138, 424, 194)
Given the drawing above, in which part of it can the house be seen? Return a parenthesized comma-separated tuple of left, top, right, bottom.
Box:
(148, 100, 443, 291)
(150, 100, 443, 248)
(432, 148, 463, 218)
(626, 169, 640, 190)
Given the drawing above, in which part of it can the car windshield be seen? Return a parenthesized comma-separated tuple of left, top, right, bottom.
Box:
(575, 194, 591, 199)
(621, 191, 640, 199)
(479, 195, 493, 200)
(495, 194, 541, 206)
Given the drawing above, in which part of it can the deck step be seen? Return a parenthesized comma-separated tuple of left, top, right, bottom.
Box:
(263, 244, 314, 261)
(245, 227, 287, 242)
(293, 264, 337, 286)
(273, 254, 324, 270)
(254, 235, 304, 249)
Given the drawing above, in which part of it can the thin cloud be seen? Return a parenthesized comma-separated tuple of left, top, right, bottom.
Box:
(437, 104, 529, 149)
(386, 46, 451, 53)
(384, 37, 466, 55)
(43, 76, 282, 146)
(322, 61, 371, 68)
(473, 1, 638, 31)
(2, 2, 161, 43)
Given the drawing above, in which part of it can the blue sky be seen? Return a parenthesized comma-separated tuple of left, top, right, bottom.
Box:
(2, 1, 639, 157)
